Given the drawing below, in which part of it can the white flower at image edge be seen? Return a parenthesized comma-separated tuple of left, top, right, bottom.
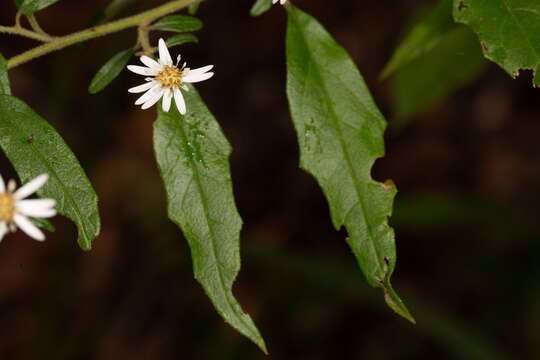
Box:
(0, 173, 57, 242)
(127, 38, 214, 115)
(272, 0, 287, 4)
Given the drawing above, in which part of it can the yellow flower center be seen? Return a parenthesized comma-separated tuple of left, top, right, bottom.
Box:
(0, 193, 15, 221)
(156, 66, 183, 88)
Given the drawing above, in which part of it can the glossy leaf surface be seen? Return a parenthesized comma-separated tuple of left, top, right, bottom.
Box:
(286, 5, 413, 322)
(453, 0, 540, 86)
(18, 0, 60, 14)
(250, 0, 272, 17)
(153, 88, 267, 353)
(0, 95, 100, 250)
(89, 49, 134, 94)
(166, 34, 198, 48)
(149, 15, 202, 33)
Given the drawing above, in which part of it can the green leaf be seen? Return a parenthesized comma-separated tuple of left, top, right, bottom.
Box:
(0, 95, 101, 250)
(188, 3, 199, 15)
(286, 5, 413, 323)
(380, 0, 455, 79)
(30, 217, 55, 232)
(153, 88, 267, 353)
(18, 0, 60, 14)
(391, 25, 488, 125)
(165, 34, 198, 48)
(453, 0, 540, 87)
(0, 53, 10, 95)
(149, 15, 203, 33)
(250, 0, 272, 16)
(89, 49, 134, 94)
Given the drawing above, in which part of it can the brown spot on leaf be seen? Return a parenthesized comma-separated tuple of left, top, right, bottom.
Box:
(481, 41, 488, 51)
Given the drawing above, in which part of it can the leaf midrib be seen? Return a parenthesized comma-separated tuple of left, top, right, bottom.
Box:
(495, 0, 539, 66)
(6, 107, 91, 246)
(290, 11, 385, 275)
(175, 116, 256, 338)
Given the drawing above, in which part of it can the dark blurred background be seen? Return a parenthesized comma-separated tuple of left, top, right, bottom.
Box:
(1, 0, 540, 359)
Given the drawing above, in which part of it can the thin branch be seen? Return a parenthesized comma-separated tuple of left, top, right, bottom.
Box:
(5, 0, 198, 70)
(0, 25, 54, 42)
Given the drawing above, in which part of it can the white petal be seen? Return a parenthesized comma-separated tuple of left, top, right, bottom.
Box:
(281, 0, 287, 4)
(127, 65, 159, 76)
(141, 88, 165, 110)
(140, 56, 163, 71)
(0, 174, 4, 193)
(162, 89, 172, 112)
(158, 38, 173, 67)
(174, 88, 186, 115)
(182, 72, 214, 83)
(185, 65, 214, 76)
(273, 0, 278, 3)
(135, 84, 162, 105)
(0, 222, 6, 242)
(13, 214, 45, 241)
(16, 199, 57, 218)
(13, 174, 48, 200)
(128, 81, 155, 94)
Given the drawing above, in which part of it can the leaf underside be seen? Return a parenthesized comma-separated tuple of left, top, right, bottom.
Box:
(0, 95, 100, 250)
(153, 88, 267, 353)
(453, 0, 540, 87)
(381, 0, 455, 79)
(286, 5, 414, 322)
(392, 25, 487, 124)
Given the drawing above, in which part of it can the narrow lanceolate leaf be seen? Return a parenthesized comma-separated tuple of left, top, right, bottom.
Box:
(166, 34, 198, 49)
(0, 53, 10, 95)
(392, 25, 487, 124)
(149, 15, 203, 33)
(250, 0, 272, 17)
(18, 0, 60, 14)
(153, 88, 267, 353)
(0, 96, 100, 250)
(89, 49, 134, 94)
(380, 0, 454, 79)
(453, 0, 540, 87)
(286, 5, 414, 323)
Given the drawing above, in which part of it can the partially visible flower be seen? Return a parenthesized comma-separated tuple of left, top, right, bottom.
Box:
(0, 173, 56, 242)
(127, 38, 214, 115)
(272, 0, 287, 4)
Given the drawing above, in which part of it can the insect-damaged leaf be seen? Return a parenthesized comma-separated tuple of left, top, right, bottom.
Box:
(153, 88, 267, 353)
(0, 95, 100, 250)
(453, 0, 540, 87)
(286, 5, 414, 322)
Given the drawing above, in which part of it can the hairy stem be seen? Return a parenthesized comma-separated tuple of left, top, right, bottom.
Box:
(0, 25, 53, 42)
(27, 14, 49, 36)
(5, 0, 199, 69)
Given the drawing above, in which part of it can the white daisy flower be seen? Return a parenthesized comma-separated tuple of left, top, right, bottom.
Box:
(272, 0, 287, 4)
(127, 38, 214, 115)
(0, 173, 57, 242)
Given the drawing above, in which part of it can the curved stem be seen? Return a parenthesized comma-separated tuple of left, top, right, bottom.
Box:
(27, 14, 48, 36)
(6, 0, 199, 70)
(0, 25, 54, 42)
